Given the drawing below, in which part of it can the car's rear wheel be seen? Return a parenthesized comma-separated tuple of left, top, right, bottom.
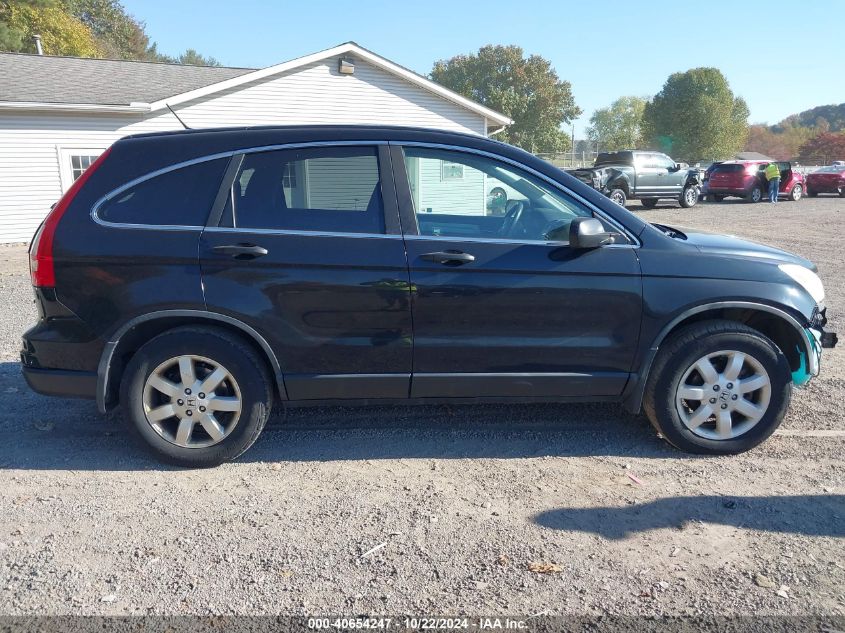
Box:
(121, 326, 273, 467)
(640, 198, 658, 209)
(679, 185, 699, 208)
(789, 184, 803, 201)
(644, 320, 791, 455)
(747, 185, 763, 203)
(608, 188, 627, 207)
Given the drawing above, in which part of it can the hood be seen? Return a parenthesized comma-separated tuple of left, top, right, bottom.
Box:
(668, 226, 816, 270)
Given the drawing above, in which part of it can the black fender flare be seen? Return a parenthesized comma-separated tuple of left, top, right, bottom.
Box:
(96, 309, 288, 413)
(622, 300, 813, 413)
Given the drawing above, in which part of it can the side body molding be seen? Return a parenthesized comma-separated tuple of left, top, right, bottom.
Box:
(624, 300, 814, 413)
(96, 309, 287, 413)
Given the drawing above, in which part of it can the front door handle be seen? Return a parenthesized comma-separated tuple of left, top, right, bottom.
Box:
(420, 250, 475, 265)
(212, 243, 269, 259)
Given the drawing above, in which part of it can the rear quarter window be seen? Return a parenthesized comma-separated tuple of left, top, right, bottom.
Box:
(97, 158, 228, 226)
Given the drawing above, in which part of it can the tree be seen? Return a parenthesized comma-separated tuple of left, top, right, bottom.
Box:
(642, 68, 749, 162)
(798, 132, 845, 163)
(63, 0, 149, 59)
(1, 0, 55, 51)
(586, 96, 647, 152)
(431, 45, 581, 153)
(154, 47, 220, 67)
(4, 2, 101, 57)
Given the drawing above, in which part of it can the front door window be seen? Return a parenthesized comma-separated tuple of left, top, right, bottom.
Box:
(402, 147, 596, 242)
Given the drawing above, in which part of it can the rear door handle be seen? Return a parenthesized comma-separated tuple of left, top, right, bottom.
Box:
(212, 243, 268, 259)
(420, 251, 475, 265)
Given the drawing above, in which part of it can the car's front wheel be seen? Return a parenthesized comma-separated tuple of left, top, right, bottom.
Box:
(121, 326, 273, 467)
(608, 188, 627, 207)
(789, 184, 803, 201)
(679, 185, 699, 208)
(644, 320, 792, 455)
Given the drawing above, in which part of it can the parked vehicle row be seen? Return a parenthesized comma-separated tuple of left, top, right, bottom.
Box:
(22, 126, 836, 466)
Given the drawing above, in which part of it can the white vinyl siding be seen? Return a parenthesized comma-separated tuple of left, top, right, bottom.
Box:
(0, 56, 488, 243)
(415, 156, 486, 216)
(304, 155, 379, 212)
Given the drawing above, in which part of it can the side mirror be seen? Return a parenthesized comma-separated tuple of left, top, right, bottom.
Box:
(569, 217, 616, 249)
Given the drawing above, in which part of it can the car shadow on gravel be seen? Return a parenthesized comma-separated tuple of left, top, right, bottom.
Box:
(533, 494, 845, 538)
(0, 362, 685, 469)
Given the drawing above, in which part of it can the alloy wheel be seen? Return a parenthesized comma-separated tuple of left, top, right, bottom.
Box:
(792, 185, 803, 201)
(142, 355, 242, 448)
(675, 350, 771, 440)
(685, 187, 698, 206)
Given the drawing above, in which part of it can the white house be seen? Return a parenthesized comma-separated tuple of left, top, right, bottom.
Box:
(0, 42, 511, 243)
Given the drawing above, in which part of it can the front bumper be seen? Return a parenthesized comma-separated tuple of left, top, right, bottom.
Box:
(800, 307, 837, 384)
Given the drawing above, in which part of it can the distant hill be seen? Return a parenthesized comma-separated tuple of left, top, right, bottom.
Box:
(775, 103, 845, 133)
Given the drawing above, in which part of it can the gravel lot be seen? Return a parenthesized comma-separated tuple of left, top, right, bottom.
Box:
(0, 197, 843, 619)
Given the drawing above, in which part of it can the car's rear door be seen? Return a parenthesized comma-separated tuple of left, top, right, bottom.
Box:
(199, 143, 413, 400)
(393, 143, 642, 399)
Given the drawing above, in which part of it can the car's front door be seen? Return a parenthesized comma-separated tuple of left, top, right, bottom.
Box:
(654, 153, 686, 196)
(393, 144, 642, 399)
(199, 144, 413, 400)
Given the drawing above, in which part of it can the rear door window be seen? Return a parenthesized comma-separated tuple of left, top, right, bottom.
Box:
(97, 158, 227, 226)
(222, 146, 385, 234)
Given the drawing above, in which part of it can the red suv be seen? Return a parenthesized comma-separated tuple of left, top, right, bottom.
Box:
(703, 160, 805, 203)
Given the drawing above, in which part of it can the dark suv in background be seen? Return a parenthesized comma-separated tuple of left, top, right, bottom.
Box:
(23, 126, 836, 466)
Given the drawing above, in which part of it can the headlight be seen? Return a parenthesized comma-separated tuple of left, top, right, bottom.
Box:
(779, 264, 825, 304)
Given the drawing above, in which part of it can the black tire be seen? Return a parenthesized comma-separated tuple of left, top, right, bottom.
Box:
(679, 185, 699, 208)
(120, 326, 273, 467)
(640, 198, 658, 209)
(643, 320, 792, 455)
(747, 185, 763, 203)
(608, 188, 627, 207)
(789, 184, 803, 202)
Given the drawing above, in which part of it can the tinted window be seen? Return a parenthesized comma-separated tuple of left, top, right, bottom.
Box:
(403, 146, 595, 242)
(224, 146, 384, 234)
(98, 158, 226, 226)
(713, 164, 746, 174)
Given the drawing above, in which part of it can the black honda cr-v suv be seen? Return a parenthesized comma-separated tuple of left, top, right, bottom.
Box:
(22, 125, 836, 466)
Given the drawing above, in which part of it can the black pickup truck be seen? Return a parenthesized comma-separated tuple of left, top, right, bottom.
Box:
(568, 150, 701, 208)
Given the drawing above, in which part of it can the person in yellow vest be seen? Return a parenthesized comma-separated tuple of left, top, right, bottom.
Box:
(764, 161, 781, 203)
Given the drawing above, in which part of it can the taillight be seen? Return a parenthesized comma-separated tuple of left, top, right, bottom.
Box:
(30, 147, 112, 287)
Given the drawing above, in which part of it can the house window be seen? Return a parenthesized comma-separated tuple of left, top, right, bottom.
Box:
(441, 161, 464, 181)
(58, 147, 107, 192)
(70, 154, 101, 181)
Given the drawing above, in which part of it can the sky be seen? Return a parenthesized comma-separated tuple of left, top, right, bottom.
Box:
(121, 0, 841, 138)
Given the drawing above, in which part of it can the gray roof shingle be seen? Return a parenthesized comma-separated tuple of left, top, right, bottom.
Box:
(0, 53, 255, 106)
